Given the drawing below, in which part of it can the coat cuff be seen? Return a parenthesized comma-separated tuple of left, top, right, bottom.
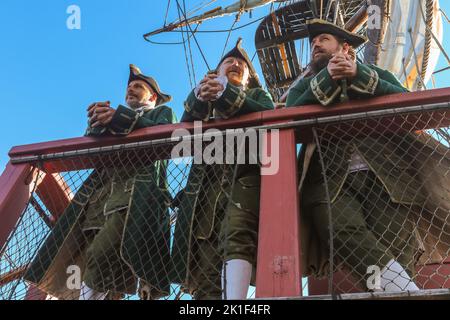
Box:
(184, 91, 211, 121)
(214, 83, 246, 119)
(348, 64, 379, 95)
(310, 68, 341, 106)
(108, 105, 140, 136)
(85, 126, 107, 136)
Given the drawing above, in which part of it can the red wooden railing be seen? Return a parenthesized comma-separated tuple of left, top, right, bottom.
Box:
(1, 87, 450, 300)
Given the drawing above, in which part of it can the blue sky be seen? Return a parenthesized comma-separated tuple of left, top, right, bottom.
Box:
(1, 0, 450, 172)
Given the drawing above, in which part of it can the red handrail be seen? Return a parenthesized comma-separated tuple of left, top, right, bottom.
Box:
(1, 87, 450, 299)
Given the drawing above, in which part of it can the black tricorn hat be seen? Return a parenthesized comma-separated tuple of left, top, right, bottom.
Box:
(128, 64, 172, 106)
(306, 19, 367, 48)
(216, 38, 262, 89)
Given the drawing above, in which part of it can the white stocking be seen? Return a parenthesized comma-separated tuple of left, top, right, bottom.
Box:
(380, 259, 420, 292)
(79, 282, 108, 300)
(221, 259, 252, 300)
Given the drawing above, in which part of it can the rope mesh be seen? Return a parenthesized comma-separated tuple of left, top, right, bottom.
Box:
(1, 105, 449, 299)
(306, 109, 450, 293)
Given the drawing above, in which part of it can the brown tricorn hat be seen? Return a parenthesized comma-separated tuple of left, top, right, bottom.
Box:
(217, 38, 262, 89)
(128, 64, 172, 106)
(306, 19, 367, 48)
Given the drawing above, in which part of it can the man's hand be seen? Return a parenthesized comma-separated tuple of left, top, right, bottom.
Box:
(327, 53, 357, 81)
(197, 73, 225, 101)
(87, 101, 116, 127)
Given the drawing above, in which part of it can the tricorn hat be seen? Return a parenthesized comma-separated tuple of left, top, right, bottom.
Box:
(306, 19, 367, 48)
(128, 64, 172, 106)
(217, 38, 262, 89)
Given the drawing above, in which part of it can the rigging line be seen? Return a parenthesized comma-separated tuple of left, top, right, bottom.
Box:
(177, 3, 193, 87)
(164, 0, 171, 26)
(430, 74, 436, 89)
(177, 2, 194, 88)
(184, 0, 219, 18)
(439, 8, 450, 23)
(433, 65, 450, 75)
(250, 2, 275, 64)
(418, 1, 450, 67)
(221, 14, 241, 58)
(408, 28, 427, 90)
(175, 0, 212, 70)
(145, 26, 198, 45)
(401, 58, 411, 90)
(162, 15, 266, 33)
(184, 0, 197, 84)
(419, 0, 434, 89)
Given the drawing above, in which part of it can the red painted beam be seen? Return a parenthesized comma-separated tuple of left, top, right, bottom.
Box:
(256, 127, 302, 298)
(8, 88, 450, 160)
(8, 113, 265, 158)
(0, 162, 34, 251)
(35, 173, 72, 221)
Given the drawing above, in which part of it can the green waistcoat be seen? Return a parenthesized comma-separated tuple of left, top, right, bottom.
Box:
(24, 105, 177, 299)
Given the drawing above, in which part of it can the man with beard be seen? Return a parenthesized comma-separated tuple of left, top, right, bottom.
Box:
(24, 64, 176, 300)
(286, 19, 423, 292)
(171, 38, 274, 300)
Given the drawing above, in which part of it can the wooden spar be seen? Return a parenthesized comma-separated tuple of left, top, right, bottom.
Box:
(0, 266, 28, 287)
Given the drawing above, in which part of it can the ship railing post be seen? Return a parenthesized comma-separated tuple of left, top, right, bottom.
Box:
(255, 123, 302, 298)
(0, 162, 48, 300)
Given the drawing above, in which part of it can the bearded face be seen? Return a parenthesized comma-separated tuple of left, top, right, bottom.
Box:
(310, 33, 344, 74)
(126, 80, 157, 109)
(310, 52, 334, 74)
(217, 57, 250, 87)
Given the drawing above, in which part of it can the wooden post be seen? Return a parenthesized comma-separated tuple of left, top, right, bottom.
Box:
(0, 162, 33, 251)
(256, 127, 302, 298)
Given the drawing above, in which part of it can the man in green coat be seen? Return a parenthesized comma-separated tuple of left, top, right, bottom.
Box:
(286, 19, 424, 291)
(286, 19, 450, 291)
(171, 39, 274, 299)
(24, 64, 177, 299)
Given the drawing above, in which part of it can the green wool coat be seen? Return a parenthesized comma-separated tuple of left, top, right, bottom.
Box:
(170, 82, 274, 292)
(286, 63, 450, 277)
(24, 104, 177, 299)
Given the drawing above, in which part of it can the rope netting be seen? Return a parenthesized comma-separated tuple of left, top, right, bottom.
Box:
(0, 104, 449, 300)
(305, 107, 450, 293)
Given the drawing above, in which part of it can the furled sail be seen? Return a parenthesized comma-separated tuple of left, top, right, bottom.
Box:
(377, 0, 443, 90)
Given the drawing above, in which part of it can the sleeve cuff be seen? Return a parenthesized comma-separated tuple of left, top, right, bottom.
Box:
(85, 126, 107, 136)
(214, 83, 246, 119)
(348, 63, 379, 95)
(108, 105, 140, 136)
(310, 68, 341, 106)
(184, 90, 212, 121)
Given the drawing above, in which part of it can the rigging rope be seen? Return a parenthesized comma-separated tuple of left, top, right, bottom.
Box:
(183, 0, 198, 84)
(175, 0, 212, 70)
(164, 0, 171, 26)
(221, 13, 241, 58)
(177, 1, 195, 88)
(418, 0, 434, 90)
